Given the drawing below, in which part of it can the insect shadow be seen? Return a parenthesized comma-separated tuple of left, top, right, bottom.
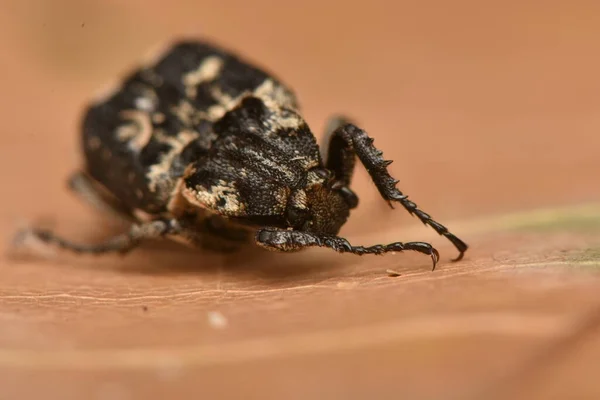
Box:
(126, 236, 360, 281)
(10, 221, 350, 283)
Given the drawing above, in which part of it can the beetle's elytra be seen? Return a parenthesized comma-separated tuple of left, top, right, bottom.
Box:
(18, 39, 468, 270)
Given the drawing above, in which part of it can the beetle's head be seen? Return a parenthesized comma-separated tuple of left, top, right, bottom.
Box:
(285, 168, 358, 235)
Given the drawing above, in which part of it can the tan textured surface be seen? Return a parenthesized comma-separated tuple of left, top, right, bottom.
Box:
(2, 1, 600, 399)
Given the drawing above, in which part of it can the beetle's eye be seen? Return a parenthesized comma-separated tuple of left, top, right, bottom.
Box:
(338, 186, 359, 209)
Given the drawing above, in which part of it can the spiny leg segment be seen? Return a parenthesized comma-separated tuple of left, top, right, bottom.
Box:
(323, 116, 468, 262)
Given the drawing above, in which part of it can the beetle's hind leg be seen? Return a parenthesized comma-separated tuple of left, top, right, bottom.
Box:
(321, 118, 468, 262)
(13, 219, 182, 256)
(67, 170, 134, 222)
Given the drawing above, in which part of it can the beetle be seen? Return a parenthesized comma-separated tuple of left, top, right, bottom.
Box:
(17, 39, 468, 270)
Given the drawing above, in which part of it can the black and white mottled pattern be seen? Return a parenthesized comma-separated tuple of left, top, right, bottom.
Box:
(82, 41, 303, 214)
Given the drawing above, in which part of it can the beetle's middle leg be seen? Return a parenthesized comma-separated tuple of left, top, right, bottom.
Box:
(14, 219, 182, 256)
(321, 116, 468, 261)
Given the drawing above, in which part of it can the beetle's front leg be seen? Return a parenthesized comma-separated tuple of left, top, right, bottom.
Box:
(322, 118, 468, 261)
(255, 227, 440, 270)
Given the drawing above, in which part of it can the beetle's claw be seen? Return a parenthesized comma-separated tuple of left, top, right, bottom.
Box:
(451, 250, 465, 262)
(430, 247, 440, 271)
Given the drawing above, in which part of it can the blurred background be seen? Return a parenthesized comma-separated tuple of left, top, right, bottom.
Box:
(1, 1, 600, 399)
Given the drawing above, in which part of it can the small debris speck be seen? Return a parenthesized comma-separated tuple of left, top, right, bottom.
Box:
(336, 281, 359, 289)
(142, 305, 148, 312)
(81, 23, 85, 28)
(207, 311, 228, 329)
(386, 269, 402, 277)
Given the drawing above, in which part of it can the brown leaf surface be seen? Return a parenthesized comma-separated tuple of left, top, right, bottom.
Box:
(2, 2, 600, 399)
